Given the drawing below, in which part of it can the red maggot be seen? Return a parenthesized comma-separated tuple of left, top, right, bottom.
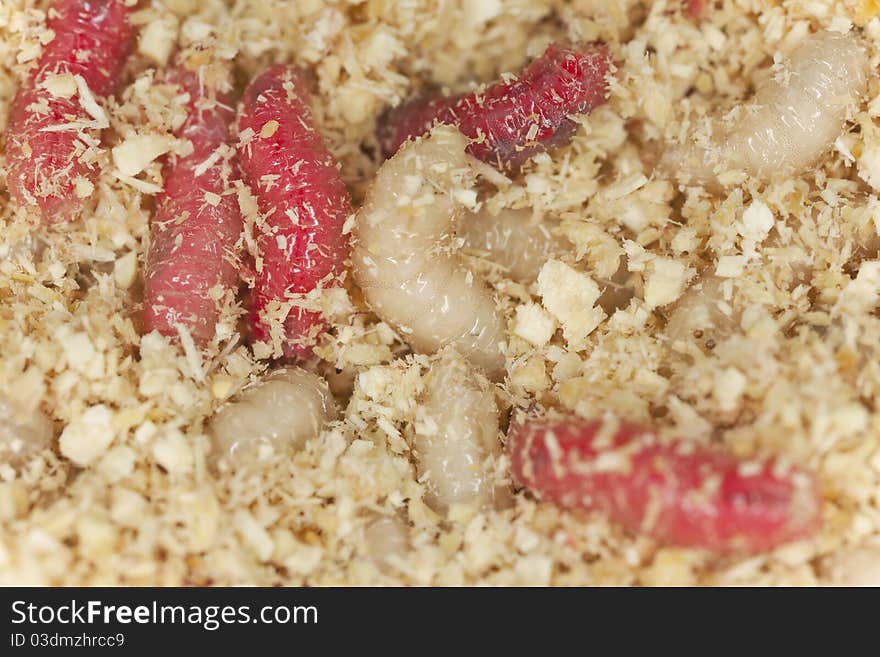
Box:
(508, 414, 822, 553)
(377, 42, 613, 171)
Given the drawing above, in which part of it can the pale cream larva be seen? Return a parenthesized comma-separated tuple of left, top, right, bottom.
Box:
(351, 126, 506, 380)
(0, 395, 53, 468)
(668, 31, 869, 185)
(460, 207, 567, 284)
(664, 276, 740, 348)
(363, 515, 410, 575)
(830, 544, 880, 586)
(460, 206, 632, 314)
(414, 351, 502, 513)
(1, 232, 42, 265)
(208, 368, 337, 469)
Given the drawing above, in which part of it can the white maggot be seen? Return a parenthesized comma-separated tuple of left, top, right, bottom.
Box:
(352, 126, 506, 380)
(461, 207, 632, 314)
(0, 395, 53, 468)
(1, 232, 43, 265)
(668, 31, 868, 184)
(363, 515, 410, 575)
(414, 351, 502, 513)
(460, 207, 567, 283)
(664, 276, 739, 348)
(830, 544, 880, 586)
(208, 367, 337, 469)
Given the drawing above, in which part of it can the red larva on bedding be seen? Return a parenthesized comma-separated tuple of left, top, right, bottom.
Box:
(508, 415, 822, 554)
(376, 94, 451, 158)
(237, 65, 351, 358)
(686, 0, 708, 21)
(377, 42, 613, 171)
(4, 0, 134, 224)
(143, 64, 243, 347)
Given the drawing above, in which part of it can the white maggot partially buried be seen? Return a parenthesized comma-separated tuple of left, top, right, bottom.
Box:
(0, 394, 54, 468)
(351, 126, 506, 380)
(208, 368, 337, 469)
(363, 514, 410, 575)
(664, 275, 740, 348)
(413, 350, 502, 513)
(667, 30, 869, 185)
(829, 543, 880, 586)
(460, 207, 567, 284)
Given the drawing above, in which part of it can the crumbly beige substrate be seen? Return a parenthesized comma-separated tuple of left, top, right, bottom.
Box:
(2, 0, 880, 585)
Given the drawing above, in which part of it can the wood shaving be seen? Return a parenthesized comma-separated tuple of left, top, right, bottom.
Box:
(3, 0, 880, 586)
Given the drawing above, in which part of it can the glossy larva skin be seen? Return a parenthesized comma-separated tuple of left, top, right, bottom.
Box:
(414, 352, 501, 513)
(208, 368, 337, 469)
(351, 126, 506, 380)
(664, 276, 739, 347)
(237, 65, 351, 358)
(670, 31, 868, 185)
(686, 0, 707, 20)
(0, 395, 53, 469)
(830, 545, 880, 586)
(4, 0, 134, 224)
(377, 42, 613, 171)
(363, 515, 409, 575)
(461, 207, 567, 284)
(143, 65, 243, 347)
(508, 414, 822, 554)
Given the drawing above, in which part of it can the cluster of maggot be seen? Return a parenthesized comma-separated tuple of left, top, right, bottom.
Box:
(3, 0, 880, 587)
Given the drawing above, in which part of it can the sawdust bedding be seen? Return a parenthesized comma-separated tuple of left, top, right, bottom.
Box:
(2, 0, 880, 586)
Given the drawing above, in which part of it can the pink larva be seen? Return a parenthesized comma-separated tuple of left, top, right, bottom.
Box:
(237, 65, 351, 359)
(143, 65, 243, 347)
(377, 42, 613, 171)
(4, 0, 134, 224)
(508, 415, 822, 554)
(686, 0, 708, 20)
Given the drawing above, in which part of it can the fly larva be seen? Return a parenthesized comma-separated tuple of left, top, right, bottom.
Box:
(686, 0, 708, 21)
(461, 207, 568, 283)
(0, 395, 54, 469)
(208, 367, 337, 470)
(237, 66, 351, 359)
(829, 544, 880, 586)
(414, 351, 502, 513)
(461, 207, 631, 313)
(666, 31, 869, 186)
(508, 413, 822, 554)
(664, 276, 739, 350)
(363, 515, 410, 575)
(1, 231, 45, 266)
(351, 126, 507, 379)
(378, 42, 613, 171)
(143, 62, 243, 347)
(4, 0, 134, 224)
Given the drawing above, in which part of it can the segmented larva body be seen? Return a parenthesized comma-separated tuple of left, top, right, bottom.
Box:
(664, 276, 739, 349)
(378, 95, 450, 159)
(4, 0, 134, 224)
(208, 367, 337, 470)
(351, 126, 507, 379)
(668, 31, 868, 185)
(461, 207, 567, 283)
(363, 515, 410, 575)
(0, 394, 53, 469)
(237, 66, 351, 358)
(143, 63, 243, 347)
(508, 414, 822, 553)
(686, 0, 708, 21)
(414, 352, 501, 513)
(830, 544, 880, 586)
(377, 42, 613, 171)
